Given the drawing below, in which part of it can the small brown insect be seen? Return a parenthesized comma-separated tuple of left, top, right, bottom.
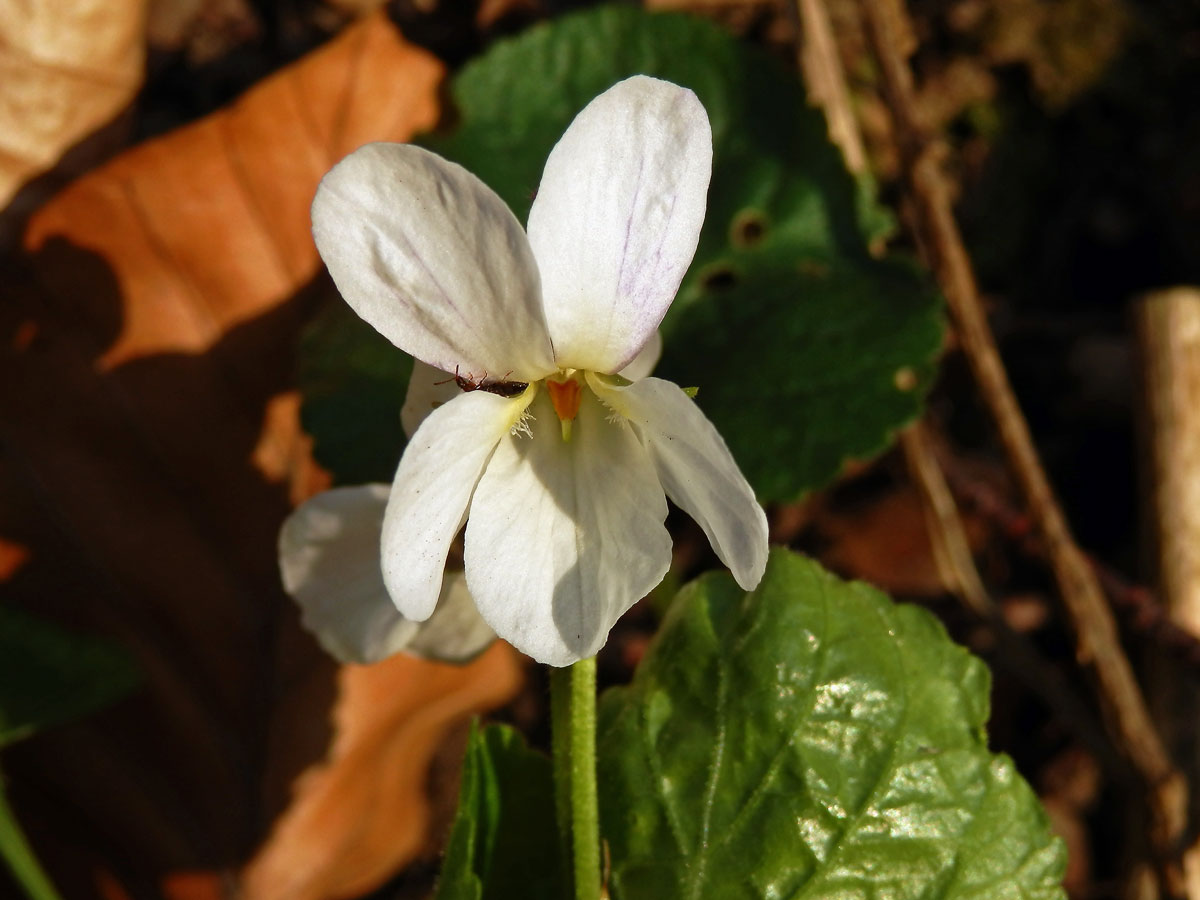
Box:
(478, 379, 530, 397)
(439, 365, 529, 398)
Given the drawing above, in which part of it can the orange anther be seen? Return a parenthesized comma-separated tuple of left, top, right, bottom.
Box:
(546, 378, 582, 424)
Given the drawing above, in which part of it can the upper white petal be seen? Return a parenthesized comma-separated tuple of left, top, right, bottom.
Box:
(591, 374, 768, 590)
(527, 76, 713, 373)
(381, 387, 534, 621)
(279, 487, 494, 664)
(464, 390, 671, 666)
(313, 142, 556, 380)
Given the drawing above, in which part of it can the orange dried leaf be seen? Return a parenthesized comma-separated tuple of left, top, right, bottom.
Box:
(242, 646, 524, 900)
(25, 10, 442, 371)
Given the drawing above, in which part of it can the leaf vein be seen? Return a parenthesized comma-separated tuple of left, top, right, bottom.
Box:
(685, 651, 728, 900)
(787, 579, 912, 900)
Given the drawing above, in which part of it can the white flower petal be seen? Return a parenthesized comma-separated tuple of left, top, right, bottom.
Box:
(527, 76, 713, 374)
(591, 374, 768, 590)
(281, 485, 417, 664)
(464, 390, 671, 666)
(401, 360, 463, 438)
(382, 387, 534, 621)
(617, 330, 662, 382)
(280, 487, 493, 664)
(313, 142, 556, 379)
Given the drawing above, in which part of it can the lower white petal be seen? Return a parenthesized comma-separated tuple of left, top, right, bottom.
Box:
(464, 390, 671, 666)
(404, 571, 497, 663)
(590, 374, 768, 590)
(281, 485, 416, 663)
(279, 486, 494, 664)
(382, 388, 532, 621)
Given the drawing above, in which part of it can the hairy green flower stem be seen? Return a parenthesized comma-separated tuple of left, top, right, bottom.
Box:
(550, 657, 601, 900)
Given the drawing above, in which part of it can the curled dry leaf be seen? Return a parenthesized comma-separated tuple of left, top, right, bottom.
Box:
(4, 12, 522, 898)
(0, 0, 146, 233)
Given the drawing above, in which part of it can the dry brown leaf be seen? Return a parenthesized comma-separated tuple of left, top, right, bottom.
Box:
(0, 0, 146, 227)
(818, 485, 988, 596)
(146, 0, 261, 61)
(3, 13, 522, 898)
(242, 647, 523, 900)
(0, 534, 30, 580)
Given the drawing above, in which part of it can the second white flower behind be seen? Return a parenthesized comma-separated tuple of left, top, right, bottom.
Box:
(306, 74, 768, 667)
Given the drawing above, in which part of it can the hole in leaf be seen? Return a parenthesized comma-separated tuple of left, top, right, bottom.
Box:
(797, 259, 831, 279)
(699, 263, 739, 291)
(893, 366, 918, 392)
(730, 209, 768, 248)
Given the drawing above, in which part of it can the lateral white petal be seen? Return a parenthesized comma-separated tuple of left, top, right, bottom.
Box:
(280, 486, 495, 664)
(382, 388, 533, 621)
(401, 360, 463, 438)
(527, 76, 712, 373)
(617, 329, 662, 382)
(313, 142, 556, 379)
(464, 390, 671, 666)
(591, 375, 768, 590)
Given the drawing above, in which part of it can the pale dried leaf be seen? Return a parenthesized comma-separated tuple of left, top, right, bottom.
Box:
(0, 0, 146, 214)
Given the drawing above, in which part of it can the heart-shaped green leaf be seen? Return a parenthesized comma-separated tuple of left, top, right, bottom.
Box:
(596, 549, 1066, 900)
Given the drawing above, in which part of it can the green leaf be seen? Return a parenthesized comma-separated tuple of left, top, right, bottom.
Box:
(424, 7, 879, 256)
(435, 722, 563, 900)
(597, 549, 1066, 900)
(300, 6, 943, 496)
(0, 610, 138, 900)
(0, 775, 64, 900)
(662, 256, 941, 500)
(0, 606, 139, 748)
(298, 301, 412, 486)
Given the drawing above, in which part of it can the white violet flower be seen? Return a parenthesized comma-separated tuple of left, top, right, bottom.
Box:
(283, 75, 768, 667)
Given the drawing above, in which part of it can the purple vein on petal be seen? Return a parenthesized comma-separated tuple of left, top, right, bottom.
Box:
(611, 153, 647, 362)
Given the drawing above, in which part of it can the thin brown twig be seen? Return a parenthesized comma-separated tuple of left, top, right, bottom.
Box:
(791, 0, 867, 175)
(790, 0, 994, 626)
(790, 0, 1126, 813)
(937, 451, 1200, 669)
(854, 1, 1189, 893)
(899, 425, 1125, 776)
(898, 424, 991, 617)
